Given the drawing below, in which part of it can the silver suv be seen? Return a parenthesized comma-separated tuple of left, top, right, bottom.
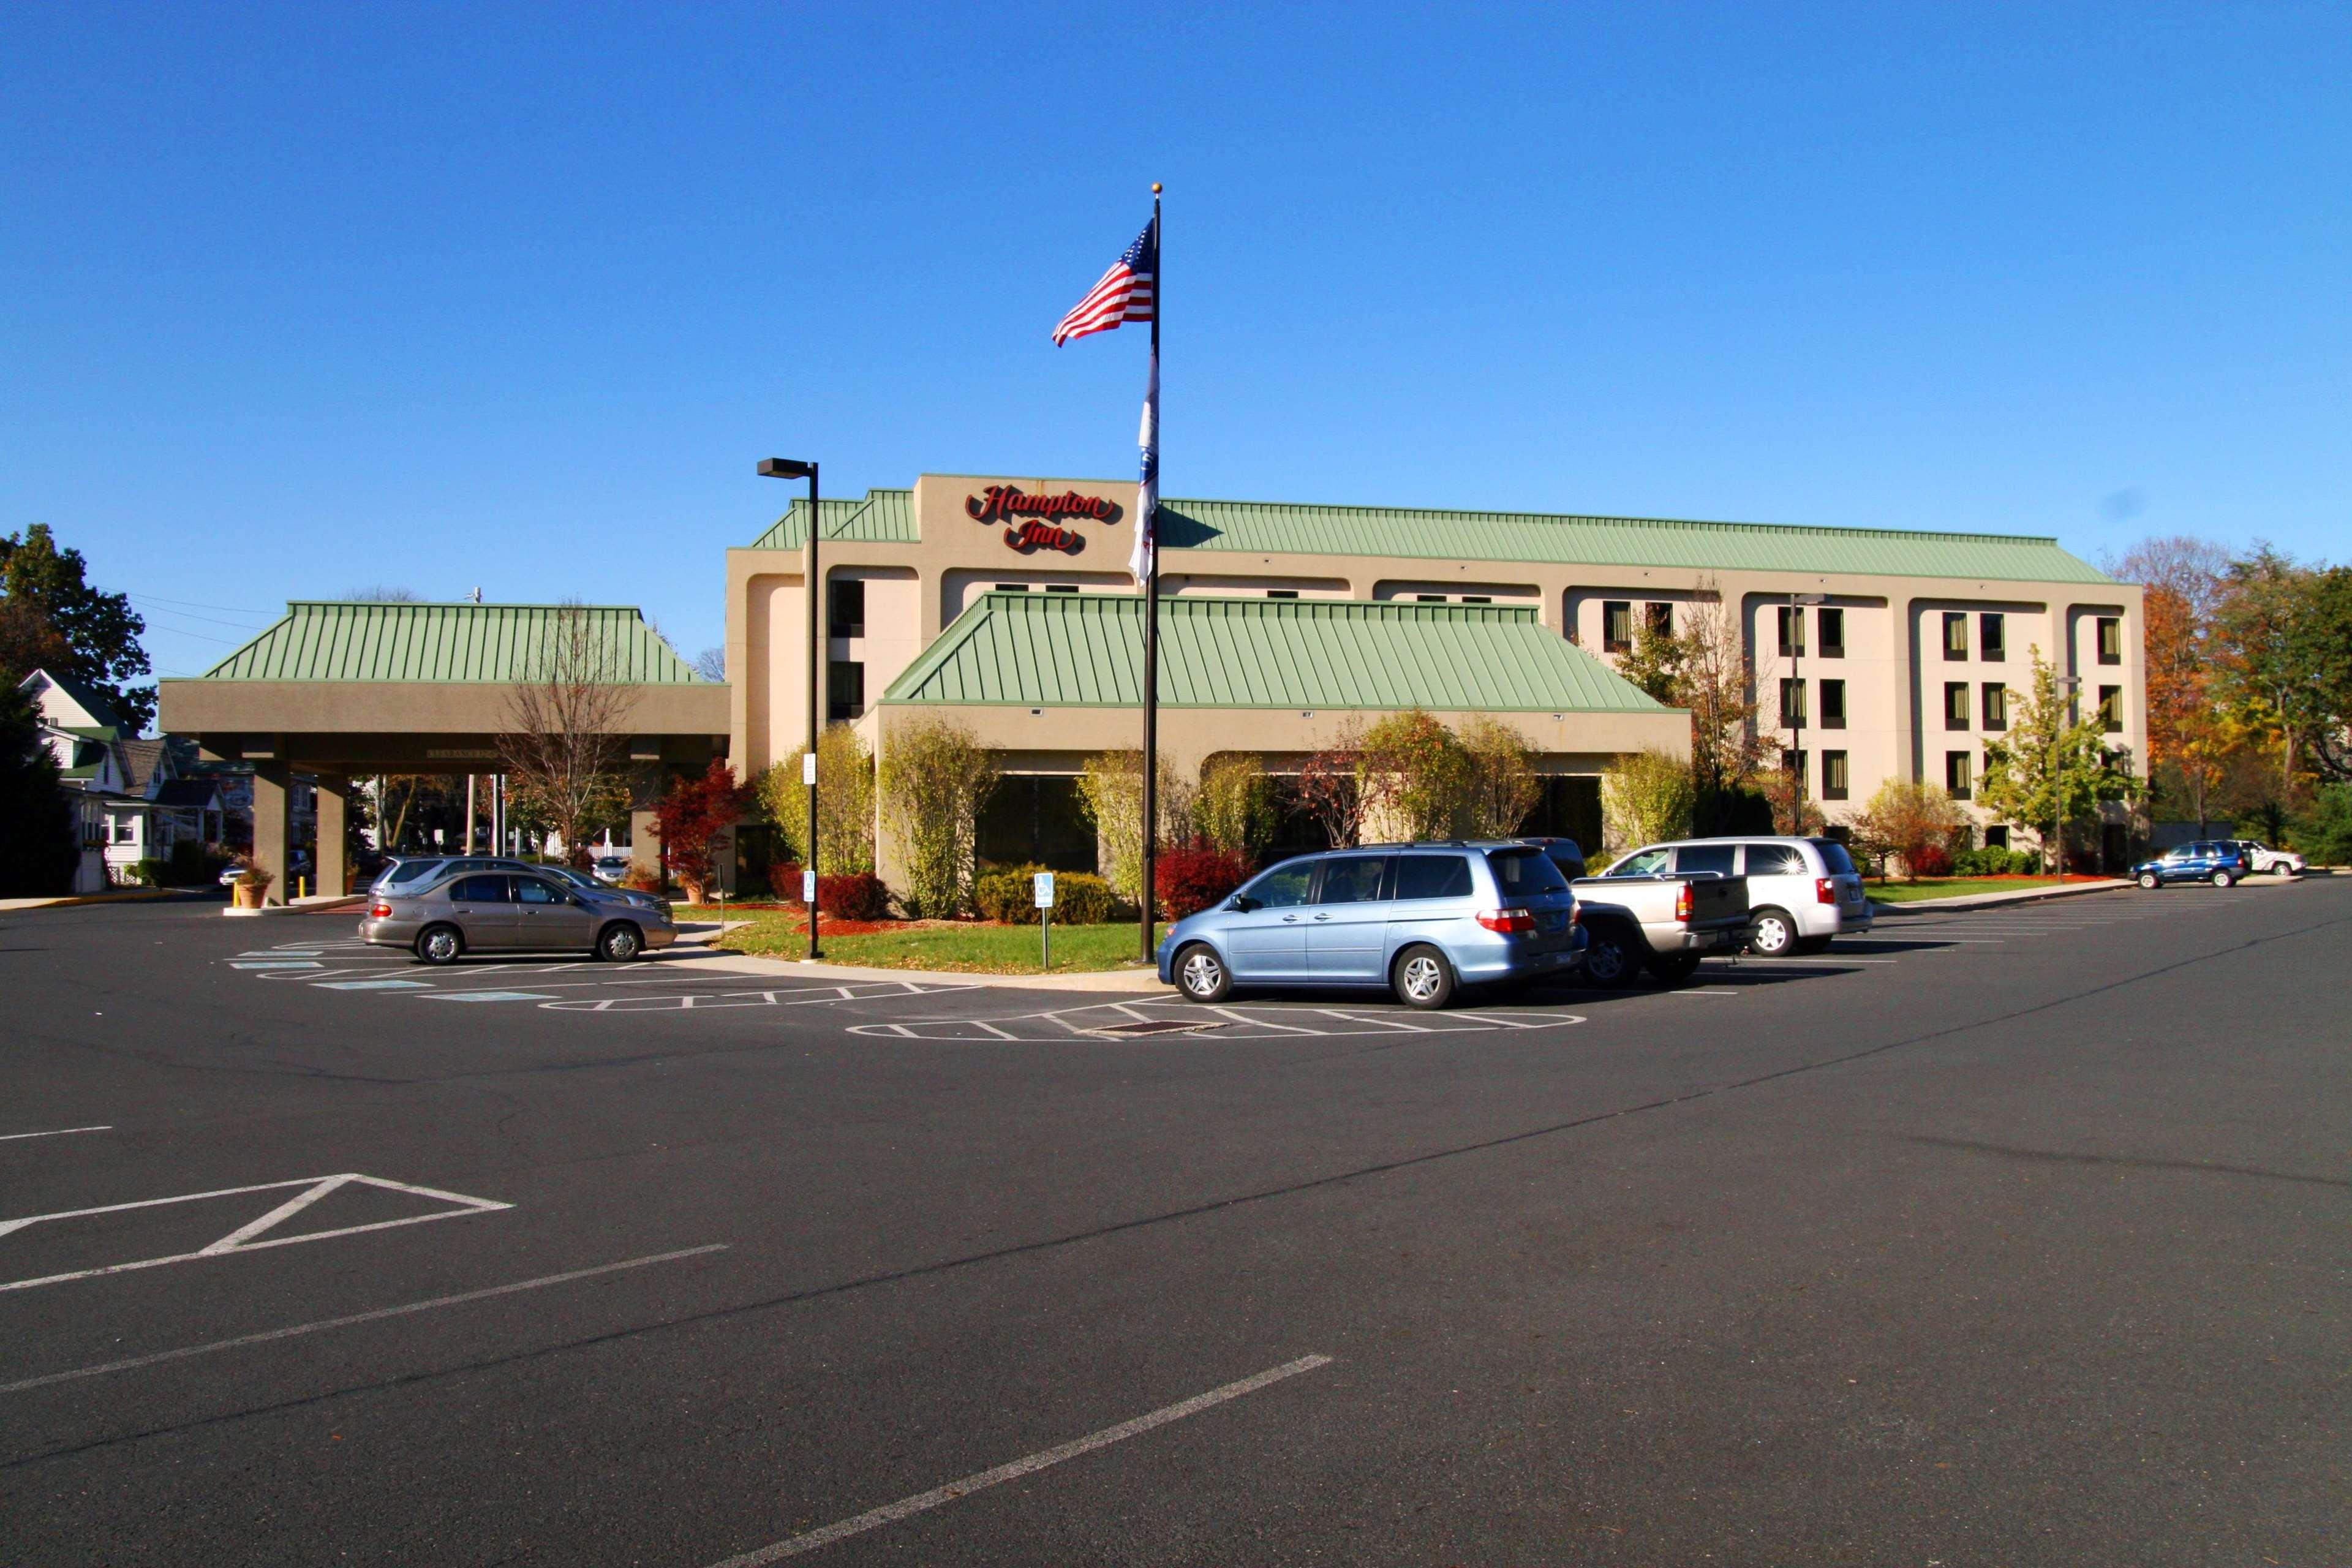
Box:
(1596, 836, 1871, 956)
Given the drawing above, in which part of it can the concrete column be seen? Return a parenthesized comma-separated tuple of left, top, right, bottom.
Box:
(315, 773, 349, 897)
(252, 763, 293, 907)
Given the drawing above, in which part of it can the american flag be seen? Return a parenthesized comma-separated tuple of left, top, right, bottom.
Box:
(1051, 224, 1156, 345)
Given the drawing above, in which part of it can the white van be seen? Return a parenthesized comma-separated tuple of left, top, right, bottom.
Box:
(1596, 837, 1871, 956)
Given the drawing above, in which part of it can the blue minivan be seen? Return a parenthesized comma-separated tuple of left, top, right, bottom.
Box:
(1156, 843, 1585, 1009)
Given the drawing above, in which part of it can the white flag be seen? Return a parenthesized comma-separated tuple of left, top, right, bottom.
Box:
(1132, 347, 1158, 586)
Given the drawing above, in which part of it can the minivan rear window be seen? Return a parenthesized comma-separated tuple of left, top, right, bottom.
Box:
(1808, 839, 1856, 876)
(1486, 847, 1569, 895)
(1395, 855, 1473, 901)
(1674, 844, 1738, 878)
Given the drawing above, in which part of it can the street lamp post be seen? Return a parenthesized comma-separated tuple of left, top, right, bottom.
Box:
(2053, 674, 2081, 883)
(758, 457, 823, 961)
(1787, 591, 1827, 831)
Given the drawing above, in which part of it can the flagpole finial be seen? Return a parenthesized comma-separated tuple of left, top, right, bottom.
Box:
(1151, 183, 1162, 194)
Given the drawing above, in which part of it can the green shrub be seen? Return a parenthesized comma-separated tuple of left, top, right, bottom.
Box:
(131, 857, 169, 888)
(1952, 846, 2040, 876)
(1602, 745, 1695, 851)
(757, 722, 877, 873)
(2291, 783, 2352, 865)
(1193, 754, 1276, 856)
(880, 718, 998, 918)
(974, 864, 1118, 924)
(1359, 709, 1471, 841)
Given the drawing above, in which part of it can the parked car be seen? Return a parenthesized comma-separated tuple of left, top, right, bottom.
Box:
(1591, 835, 1870, 957)
(1157, 843, 1586, 1009)
(360, 868, 677, 963)
(374, 856, 668, 916)
(1519, 837, 1589, 881)
(1570, 856, 1752, 986)
(2131, 841, 2255, 889)
(2226, 840, 2305, 877)
(593, 854, 631, 884)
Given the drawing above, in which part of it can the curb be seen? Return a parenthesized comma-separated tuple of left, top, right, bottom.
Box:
(221, 895, 366, 919)
(1869, 879, 2131, 916)
(0, 889, 219, 911)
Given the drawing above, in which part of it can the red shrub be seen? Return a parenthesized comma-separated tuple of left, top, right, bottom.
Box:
(768, 863, 892, 919)
(1155, 845, 1252, 920)
(1909, 842, 1954, 878)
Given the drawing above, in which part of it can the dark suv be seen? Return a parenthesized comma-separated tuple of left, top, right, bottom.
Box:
(2131, 840, 2254, 889)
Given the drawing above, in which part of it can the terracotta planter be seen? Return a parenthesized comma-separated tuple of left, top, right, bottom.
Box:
(232, 882, 266, 910)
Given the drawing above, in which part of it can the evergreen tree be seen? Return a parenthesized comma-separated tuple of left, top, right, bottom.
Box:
(0, 680, 77, 895)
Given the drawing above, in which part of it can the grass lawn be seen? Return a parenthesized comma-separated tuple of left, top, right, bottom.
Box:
(712, 913, 1169, 974)
(1866, 876, 2082, 903)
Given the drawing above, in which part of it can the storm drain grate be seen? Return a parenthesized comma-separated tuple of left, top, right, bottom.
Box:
(1084, 1020, 1220, 1038)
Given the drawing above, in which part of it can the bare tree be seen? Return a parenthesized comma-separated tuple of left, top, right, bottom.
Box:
(1676, 580, 1767, 814)
(692, 646, 727, 683)
(499, 603, 637, 866)
(349, 586, 424, 602)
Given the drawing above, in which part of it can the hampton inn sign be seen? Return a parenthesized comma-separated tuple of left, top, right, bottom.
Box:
(965, 484, 1123, 553)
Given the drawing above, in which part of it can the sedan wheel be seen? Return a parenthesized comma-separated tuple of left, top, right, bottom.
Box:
(2138, 871, 2161, 889)
(1392, 945, 1455, 1009)
(1176, 944, 1231, 1003)
(416, 924, 463, 965)
(597, 922, 643, 962)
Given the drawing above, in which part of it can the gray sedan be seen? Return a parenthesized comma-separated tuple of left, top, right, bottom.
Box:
(360, 870, 677, 964)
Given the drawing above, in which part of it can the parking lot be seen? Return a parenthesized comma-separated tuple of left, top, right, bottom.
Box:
(2, 876, 2345, 1564)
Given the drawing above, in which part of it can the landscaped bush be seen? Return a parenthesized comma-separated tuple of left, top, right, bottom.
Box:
(130, 857, 169, 887)
(1155, 845, 1252, 921)
(975, 864, 1118, 924)
(818, 872, 891, 919)
(1952, 846, 2040, 876)
(881, 717, 999, 918)
(1908, 842, 1954, 878)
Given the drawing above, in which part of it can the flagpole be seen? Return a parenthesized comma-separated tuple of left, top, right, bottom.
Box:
(1139, 183, 1161, 965)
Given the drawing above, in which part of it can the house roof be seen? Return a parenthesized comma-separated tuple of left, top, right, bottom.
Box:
(881, 592, 1675, 713)
(194, 602, 705, 684)
(119, 737, 170, 793)
(1155, 499, 2114, 584)
(742, 485, 2113, 585)
(17, 668, 127, 731)
(749, 489, 919, 550)
(151, 778, 222, 809)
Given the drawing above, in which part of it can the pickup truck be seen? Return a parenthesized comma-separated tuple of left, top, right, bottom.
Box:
(1570, 872, 1751, 986)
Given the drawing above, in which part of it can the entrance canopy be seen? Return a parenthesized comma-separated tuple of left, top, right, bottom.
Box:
(159, 601, 729, 899)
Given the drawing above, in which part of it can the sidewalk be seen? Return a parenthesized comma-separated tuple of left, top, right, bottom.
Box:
(0, 888, 215, 911)
(1869, 878, 2130, 916)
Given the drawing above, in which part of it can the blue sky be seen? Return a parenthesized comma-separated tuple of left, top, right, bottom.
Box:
(2, 2, 2345, 681)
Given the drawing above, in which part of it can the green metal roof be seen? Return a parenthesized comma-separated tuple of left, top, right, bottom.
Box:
(194, 602, 705, 684)
(882, 592, 1673, 713)
(1156, 499, 2114, 584)
(748, 489, 918, 549)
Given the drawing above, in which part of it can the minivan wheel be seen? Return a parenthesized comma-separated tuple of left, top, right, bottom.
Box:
(1175, 943, 1232, 1003)
(1582, 924, 1641, 988)
(1747, 908, 1796, 958)
(2138, 871, 2161, 889)
(416, 924, 463, 965)
(596, 922, 643, 962)
(2211, 869, 2235, 888)
(1392, 944, 1455, 1009)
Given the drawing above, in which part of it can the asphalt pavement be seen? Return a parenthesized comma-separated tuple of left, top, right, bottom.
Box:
(1, 877, 2343, 1564)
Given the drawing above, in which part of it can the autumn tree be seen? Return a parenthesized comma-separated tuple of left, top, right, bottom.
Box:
(1676, 582, 1768, 827)
(1978, 647, 2141, 863)
(1847, 778, 1969, 881)
(1457, 714, 1543, 839)
(654, 758, 752, 903)
(0, 524, 152, 731)
(1358, 709, 1472, 841)
(2114, 536, 2233, 831)
(1293, 720, 1369, 850)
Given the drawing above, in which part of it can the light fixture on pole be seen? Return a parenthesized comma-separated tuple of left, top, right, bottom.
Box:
(2052, 674, 2081, 883)
(1787, 592, 1827, 829)
(758, 457, 823, 962)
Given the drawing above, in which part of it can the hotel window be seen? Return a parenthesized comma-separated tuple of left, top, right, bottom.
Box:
(1602, 600, 1632, 653)
(1943, 612, 1968, 659)
(1945, 682, 1970, 729)
(1985, 825, 2009, 849)
(1981, 682, 2008, 731)
(1046, 584, 1079, 593)
(1819, 679, 1846, 729)
(827, 578, 865, 638)
(995, 582, 1029, 592)
(1777, 605, 1805, 657)
(1980, 612, 2005, 660)
(1822, 750, 1850, 801)
(826, 660, 864, 723)
(1818, 606, 1845, 657)
(1463, 595, 1492, 605)
(1267, 589, 1298, 599)
(1646, 601, 1673, 638)
(1779, 678, 1807, 725)
(2097, 616, 2122, 665)
(1415, 594, 1447, 602)
(2100, 685, 2123, 733)
(1946, 750, 1973, 799)
(1783, 748, 1807, 788)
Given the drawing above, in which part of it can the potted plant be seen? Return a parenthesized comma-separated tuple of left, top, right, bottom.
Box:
(232, 858, 273, 910)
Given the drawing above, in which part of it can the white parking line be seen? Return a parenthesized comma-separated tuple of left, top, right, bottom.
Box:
(706, 1354, 1334, 1565)
(0, 1125, 113, 1144)
(0, 1174, 513, 1294)
(0, 1244, 729, 1395)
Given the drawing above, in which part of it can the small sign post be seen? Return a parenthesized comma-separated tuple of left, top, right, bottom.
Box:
(1034, 871, 1055, 970)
